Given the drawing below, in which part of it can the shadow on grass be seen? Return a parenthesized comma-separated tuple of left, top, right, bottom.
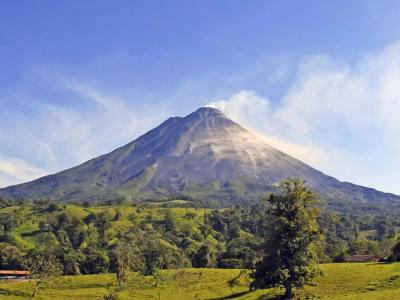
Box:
(255, 296, 286, 300)
(253, 292, 287, 300)
(208, 291, 283, 300)
(207, 290, 252, 300)
(255, 291, 318, 300)
(0, 287, 31, 297)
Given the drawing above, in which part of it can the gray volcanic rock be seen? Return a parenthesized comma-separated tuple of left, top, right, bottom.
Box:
(1, 107, 399, 209)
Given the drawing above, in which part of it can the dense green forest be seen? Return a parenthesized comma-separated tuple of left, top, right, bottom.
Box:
(1, 196, 400, 277)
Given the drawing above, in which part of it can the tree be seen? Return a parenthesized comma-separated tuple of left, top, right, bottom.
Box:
(164, 209, 175, 232)
(114, 209, 122, 221)
(94, 212, 111, 238)
(251, 178, 322, 299)
(84, 212, 96, 226)
(376, 222, 388, 241)
(81, 248, 110, 274)
(60, 249, 83, 275)
(0, 246, 25, 269)
(142, 245, 163, 276)
(0, 212, 19, 231)
(113, 240, 135, 289)
(199, 223, 212, 240)
(26, 249, 62, 297)
(226, 208, 241, 241)
(193, 244, 211, 268)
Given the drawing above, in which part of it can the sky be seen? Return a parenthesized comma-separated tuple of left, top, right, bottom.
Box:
(1, 1, 400, 193)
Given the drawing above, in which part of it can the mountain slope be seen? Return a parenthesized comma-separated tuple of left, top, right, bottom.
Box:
(1, 107, 399, 209)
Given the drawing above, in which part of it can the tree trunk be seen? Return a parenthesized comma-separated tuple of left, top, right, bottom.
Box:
(31, 281, 40, 297)
(283, 283, 293, 299)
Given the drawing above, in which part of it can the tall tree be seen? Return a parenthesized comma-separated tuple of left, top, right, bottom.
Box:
(26, 249, 62, 297)
(251, 178, 322, 299)
(112, 239, 140, 289)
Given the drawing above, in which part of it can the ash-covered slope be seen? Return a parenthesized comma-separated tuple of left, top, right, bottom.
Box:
(1, 107, 399, 208)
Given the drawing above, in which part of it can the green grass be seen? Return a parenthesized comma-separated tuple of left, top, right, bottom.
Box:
(1, 263, 400, 299)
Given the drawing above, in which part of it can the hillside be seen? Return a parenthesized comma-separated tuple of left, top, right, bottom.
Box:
(1, 263, 400, 299)
(1, 107, 400, 211)
(1, 201, 400, 299)
(0, 201, 398, 273)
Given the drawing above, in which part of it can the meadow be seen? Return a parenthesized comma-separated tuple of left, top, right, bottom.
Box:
(0, 262, 400, 299)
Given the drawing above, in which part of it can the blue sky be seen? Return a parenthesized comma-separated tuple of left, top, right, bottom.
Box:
(1, 1, 400, 193)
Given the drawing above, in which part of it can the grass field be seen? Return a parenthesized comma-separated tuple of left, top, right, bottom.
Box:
(1, 263, 400, 299)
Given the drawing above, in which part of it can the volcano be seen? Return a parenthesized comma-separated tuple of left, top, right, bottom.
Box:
(1, 107, 399, 209)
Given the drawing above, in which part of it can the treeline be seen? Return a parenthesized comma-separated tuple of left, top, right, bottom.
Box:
(202, 205, 400, 263)
(1, 197, 400, 277)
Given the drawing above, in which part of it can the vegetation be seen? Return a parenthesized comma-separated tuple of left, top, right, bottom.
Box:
(1, 178, 400, 298)
(0, 263, 400, 299)
(26, 249, 62, 297)
(0, 199, 398, 273)
(251, 179, 322, 298)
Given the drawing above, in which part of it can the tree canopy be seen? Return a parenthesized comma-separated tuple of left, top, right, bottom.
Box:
(251, 178, 322, 299)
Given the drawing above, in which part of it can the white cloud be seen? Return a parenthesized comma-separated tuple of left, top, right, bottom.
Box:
(0, 156, 48, 187)
(2, 42, 400, 194)
(0, 77, 172, 188)
(208, 42, 400, 194)
(207, 91, 345, 169)
(207, 90, 270, 126)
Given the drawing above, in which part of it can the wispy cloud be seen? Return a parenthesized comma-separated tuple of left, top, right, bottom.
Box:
(0, 156, 48, 187)
(0, 75, 172, 188)
(208, 42, 400, 194)
(2, 41, 400, 194)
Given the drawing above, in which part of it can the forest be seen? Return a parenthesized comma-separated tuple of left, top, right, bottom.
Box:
(1, 192, 400, 278)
